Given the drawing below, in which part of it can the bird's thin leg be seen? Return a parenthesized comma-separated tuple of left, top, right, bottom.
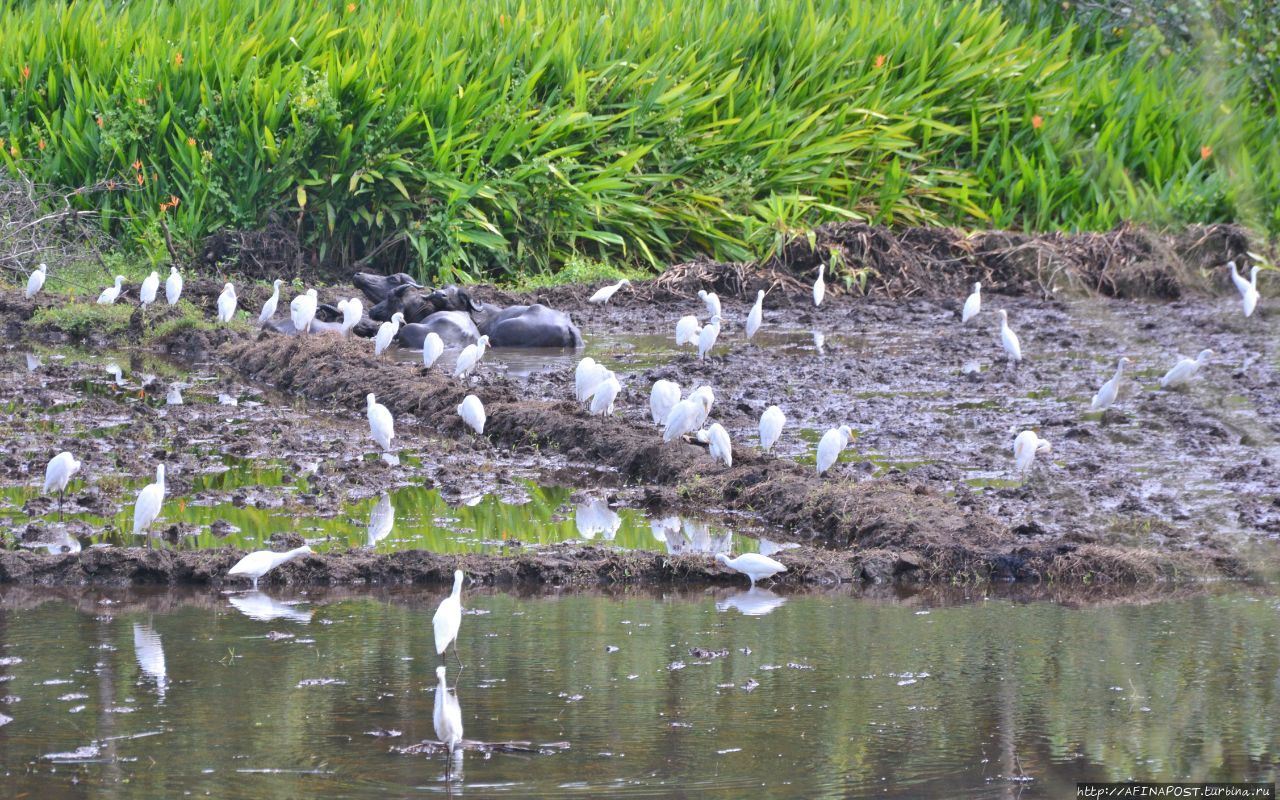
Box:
(252, 576, 258, 590)
(453, 641, 463, 675)
(58, 489, 64, 521)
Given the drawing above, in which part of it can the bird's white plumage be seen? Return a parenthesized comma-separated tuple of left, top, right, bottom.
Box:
(1013, 430, 1051, 471)
(758, 405, 785, 452)
(290, 288, 318, 334)
(227, 545, 312, 589)
(458, 394, 486, 434)
(962, 282, 981, 324)
(697, 315, 721, 360)
(675, 315, 701, 346)
(663, 396, 708, 443)
(132, 464, 166, 535)
(575, 358, 610, 403)
(816, 425, 853, 475)
(97, 275, 125, 305)
(716, 552, 787, 586)
(367, 393, 395, 451)
(433, 570, 465, 655)
(422, 331, 445, 367)
(139, 271, 160, 308)
(698, 289, 721, 320)
(258, 279, 283, 325)
(43, 451, 81, 495)
(998, 309, 1022, 363)
(1160, 349, 1213, 388)
(374, 312, 405, 355)
(433, 665, 464, 762)
(1243, 282, 1260, 317)
(453, 335, 490, 378)
(588, 278, 630, 304)
(707, 423, 732, 467)
(689, 385, 715, 429)
(340, 296, 363, 334)
(132, 622, 167, 697)
(589, 374, 621, 416)
(813, 263, 825, 307)
(649, 380, 681, 424)
(165, 266, 183, 305)
(1091, 357, 1131, 411)
(745, 290, 764, 340)
(25, 264, 46, 299)
(367, 493, 395, 547)
(216, 283, 237, 322)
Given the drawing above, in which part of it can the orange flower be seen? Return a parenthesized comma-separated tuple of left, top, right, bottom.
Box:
(136, 172, 145, 185)
(874, 54, 886, 69)
(174, 52, 184, 66)
(37, 139, 45, 151)
(1031, 115, 1044, 130)
(1200, 145, 1212, 160)
(346, 2, 356, 10)
(8, 145, 16, 157)
(136, 97, 147, 106)
(187, 137, 196, 147)
(169, 195, 179, 206)
(96, 115, 104, 128)
(107, 179, 117, 190)
(132, 159, 143, 171)
(21, 64, 30, 81)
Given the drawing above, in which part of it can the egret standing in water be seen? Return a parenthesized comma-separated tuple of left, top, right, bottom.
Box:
(25, 263, 46, 299)
(433, 570, 465, 668)
(649, 380, 681, 425)
(997, 309, 1022, 364)
(340, 297, 364, 335)
(813, 263, 825, 307)
(1160, 349, 1213, 389)
(816, 425, 854, 475)
(290, 288, 318, 334)
(698, 289, 721, 320)
(458, 394, 486, 435)
(716, 552, 787, 587)
(216, 282, 237, 322)
(43, 451, 81, 518)
(1091, 357, 1132, 411)
(675, 315, 701, 347)
(227, 545, 312, 590)
(165, 266, 183, 305)
(758, 405, 785, 452)
(962, 282, 981, 324)
(588, 278, 630, 304)
(367, 393, 395, 452)
(697, 315, 722, 360)
(97, 275, 126, 305)
(258, 279, 283, 325)
(374, 312, 405, 356)
(422, 331, 444, 368)
(453, 335, 490, 378)
(745, 290, 764, 340)
(1013, 430, 1051, 472)
(132, 464, 166, 539)
(707, 423, 732, 467)
(433, 665, 464, 782)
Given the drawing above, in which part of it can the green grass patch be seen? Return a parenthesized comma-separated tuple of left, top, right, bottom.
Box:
(30, 301, 134, 339)
(504, 256, 648, 292)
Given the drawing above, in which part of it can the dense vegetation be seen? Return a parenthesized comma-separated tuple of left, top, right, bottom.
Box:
(0, 0, 1275, 282)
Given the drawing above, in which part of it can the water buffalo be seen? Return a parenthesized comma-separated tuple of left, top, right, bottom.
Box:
(367, 284, 481, 347)
(352, 272, 421, 309)
(426, 285, 583, 348)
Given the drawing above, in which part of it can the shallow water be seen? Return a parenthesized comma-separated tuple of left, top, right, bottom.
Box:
(0, 585, 1276, 798)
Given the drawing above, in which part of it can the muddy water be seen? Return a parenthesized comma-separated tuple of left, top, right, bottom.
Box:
(0, 585, 1276, 798)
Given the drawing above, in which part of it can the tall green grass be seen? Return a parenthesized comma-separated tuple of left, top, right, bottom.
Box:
(0, 0, 1274, 282)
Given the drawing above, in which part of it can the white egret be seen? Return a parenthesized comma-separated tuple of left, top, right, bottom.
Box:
(453, 335, 490, 378)
(663, 392, 713, 443)
(165, 266, 183, 305)
(216, 282, 237, 322)
(166, 386, 183, 405)
(745, 290, 764, 340)
(258, 279, 283, 325)
(715, 552, 787, 587)
(588, 278, 630, 304)
(139, 271, 160, 312)
(758, 405, 785, 452)
(433, 666, 464, 781)
(1090, 357, 1132, 411)
(962, 282, 981, 324)
(25, 263, 46, 299)
(1013, 430, 1051, 472)
(675, 315, 701, 346)
(816, 425, 854, 475)
(339, 296, 364, 335)
(366, 493, 394, 547)
(697, 315, 721, 360)
(290, 288, 318, 334)
(575, 357, 609, 403)
(997, 309, 1022, 363)
(97, 275, 125, 305)
(458, 394, 486, 434)
(374, 312, 405, 356)
(132, 464, 166, 537)
(813, 263, 825, 307)
(689, 385, 716, 428)
(422, 331, 445, 368)
(43, 451, 81, 517)
(1160, 349, 1213, 389)
(698, 289, 721, 320)
(1243, 273, 1260, 318)
(589, 374, 621, 416)
(649, 380, 681, 424)
(707, 423, 732, 467)
(1229, 260, 1252, 298)
(105, 363, 125, 386)
(433, 569, 465, 664)
(227, 544, 312, 590)
(367, 393, 395, 451)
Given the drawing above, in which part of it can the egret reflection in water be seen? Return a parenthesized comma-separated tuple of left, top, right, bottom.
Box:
(716, 587, 787, 617)
(227, 591, 313, 623)
(132, 622, 168, 700)
(366, 493, 395, 547)
(574, 499, 621, 540)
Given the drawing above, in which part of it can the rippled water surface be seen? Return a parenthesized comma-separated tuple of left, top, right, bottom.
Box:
(0, 585, 1276, 798)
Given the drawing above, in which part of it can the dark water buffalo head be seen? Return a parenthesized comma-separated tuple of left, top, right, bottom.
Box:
(352, 272, 420, 304)
(425, 285, 485, 314)
(370, 284, 434, 323)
